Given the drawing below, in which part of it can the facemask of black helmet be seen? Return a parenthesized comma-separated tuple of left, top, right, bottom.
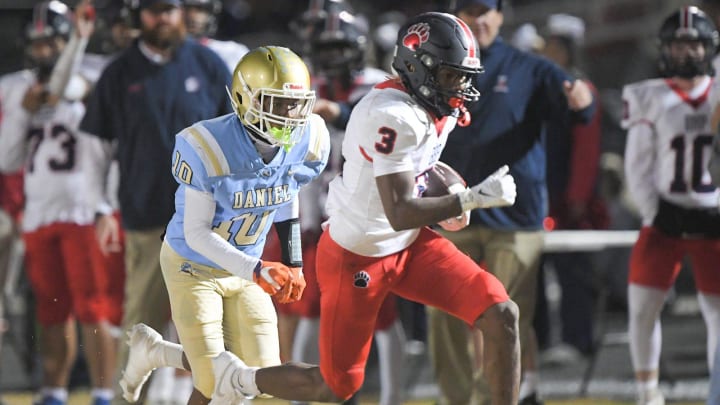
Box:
(309, 8, 368, 81)
(392, 13, 484, 119)
(659, 38, 715, 78)
(415, 51, 481, 117)
(658, 6, 719, 79)
(25, 0, 72, 81)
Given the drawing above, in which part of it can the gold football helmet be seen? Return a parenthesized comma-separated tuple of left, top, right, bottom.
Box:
(229, 46, 315, 149)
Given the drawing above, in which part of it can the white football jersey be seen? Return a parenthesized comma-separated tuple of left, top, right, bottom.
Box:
(622, 76, 720, 225)
(325, 81, 457, 256)
(298, 67, 391, 233)
(0, 67, 109, 232)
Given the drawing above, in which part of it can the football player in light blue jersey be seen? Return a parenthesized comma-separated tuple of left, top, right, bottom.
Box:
(117, 46, 330, 405)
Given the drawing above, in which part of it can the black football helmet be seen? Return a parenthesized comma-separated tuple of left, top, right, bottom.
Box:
(25, 0, 72, 42)
(658, 6, 719, 78)
(184, 0, 221, 37)
(309, 1, 368, 79)
(24, 1, 72, 79)
(392, 12, 483, 118)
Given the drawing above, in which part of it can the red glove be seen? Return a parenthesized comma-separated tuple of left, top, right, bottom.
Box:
(253, 261, 290, 296)
(276, 267, 306, 304)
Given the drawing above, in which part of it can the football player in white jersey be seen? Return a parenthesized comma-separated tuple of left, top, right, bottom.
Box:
(207, 12, 521, 405)
(184, 0, 249, 72)
(622, 6, 720, 405)
(0, 2, 117, 405)
(116, 46, 329, 405)
(266, 3, 406, 405)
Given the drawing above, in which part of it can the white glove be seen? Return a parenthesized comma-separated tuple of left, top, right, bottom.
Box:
(457, 165, 517, 210)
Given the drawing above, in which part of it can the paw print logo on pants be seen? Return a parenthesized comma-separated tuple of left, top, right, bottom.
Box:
(402, 23, 430, 51)
(353, 271, 371, 288)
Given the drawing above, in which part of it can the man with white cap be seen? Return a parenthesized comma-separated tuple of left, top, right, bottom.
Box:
(511, 23, 544, 54)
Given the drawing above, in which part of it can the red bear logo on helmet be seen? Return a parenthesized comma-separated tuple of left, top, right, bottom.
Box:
(402, 22, 430, 51)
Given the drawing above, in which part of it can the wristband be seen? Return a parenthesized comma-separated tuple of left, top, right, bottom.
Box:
(457, 188, 478, 212)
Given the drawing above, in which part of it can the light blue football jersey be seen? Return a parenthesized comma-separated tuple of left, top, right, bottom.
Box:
(164, 113, 329, 270)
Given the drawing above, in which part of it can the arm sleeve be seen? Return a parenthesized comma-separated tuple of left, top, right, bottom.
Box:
(47, 34, 88, 97)
(622, 86, 658, 225)
(183, 187, 260, 281)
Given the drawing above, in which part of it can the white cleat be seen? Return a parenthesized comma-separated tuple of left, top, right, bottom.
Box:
(637, 388, 665, 405)
(210, 351, 258, 405)
(119, 323, 163, 403)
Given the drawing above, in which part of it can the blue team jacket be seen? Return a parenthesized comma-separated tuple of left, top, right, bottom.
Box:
(440, 37, 595, 231)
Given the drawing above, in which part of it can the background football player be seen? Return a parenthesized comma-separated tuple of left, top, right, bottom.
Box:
(184, 0, 249, 72)
(622, 6, 720, 405)
(0, 2, 118, 405)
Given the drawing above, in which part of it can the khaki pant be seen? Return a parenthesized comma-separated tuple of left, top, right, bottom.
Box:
(160, 242, 279, 397)
(427, 225, 544, 405)
(112, 228, 170, 405)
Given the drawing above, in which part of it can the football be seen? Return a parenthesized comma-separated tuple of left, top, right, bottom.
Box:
(423, 161, 467, 197)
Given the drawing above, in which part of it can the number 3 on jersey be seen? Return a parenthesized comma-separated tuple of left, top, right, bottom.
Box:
(27, 124, 77, 173)
(375, 127, 397, 154)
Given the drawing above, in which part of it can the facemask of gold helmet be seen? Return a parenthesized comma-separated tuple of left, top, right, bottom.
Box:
(228, 46, 316, 150)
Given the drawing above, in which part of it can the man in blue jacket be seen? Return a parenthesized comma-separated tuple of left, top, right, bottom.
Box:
(426, 1, 594, 404)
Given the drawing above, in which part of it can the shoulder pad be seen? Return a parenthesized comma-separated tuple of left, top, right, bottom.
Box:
(178, 124, 231, 177)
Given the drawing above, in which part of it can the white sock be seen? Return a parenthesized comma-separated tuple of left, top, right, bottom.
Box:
(374, 320, 406, 405)
(292, 317, 320, 364)
(40, 387, 68, 401)
(90, 388, 114, 401)
(147, 366, 174, 402)
(154, 340, 185, 370)
(628, 284, 666, 372)
(698, 293, 720, 370)
(171, 374, 194, 404)
(519, 370, 538, 399)
(637, 378, 658, 395)
(233, 365, 261, 397)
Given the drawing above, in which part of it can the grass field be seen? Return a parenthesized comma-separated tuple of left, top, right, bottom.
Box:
(0, 392, 707, 405)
